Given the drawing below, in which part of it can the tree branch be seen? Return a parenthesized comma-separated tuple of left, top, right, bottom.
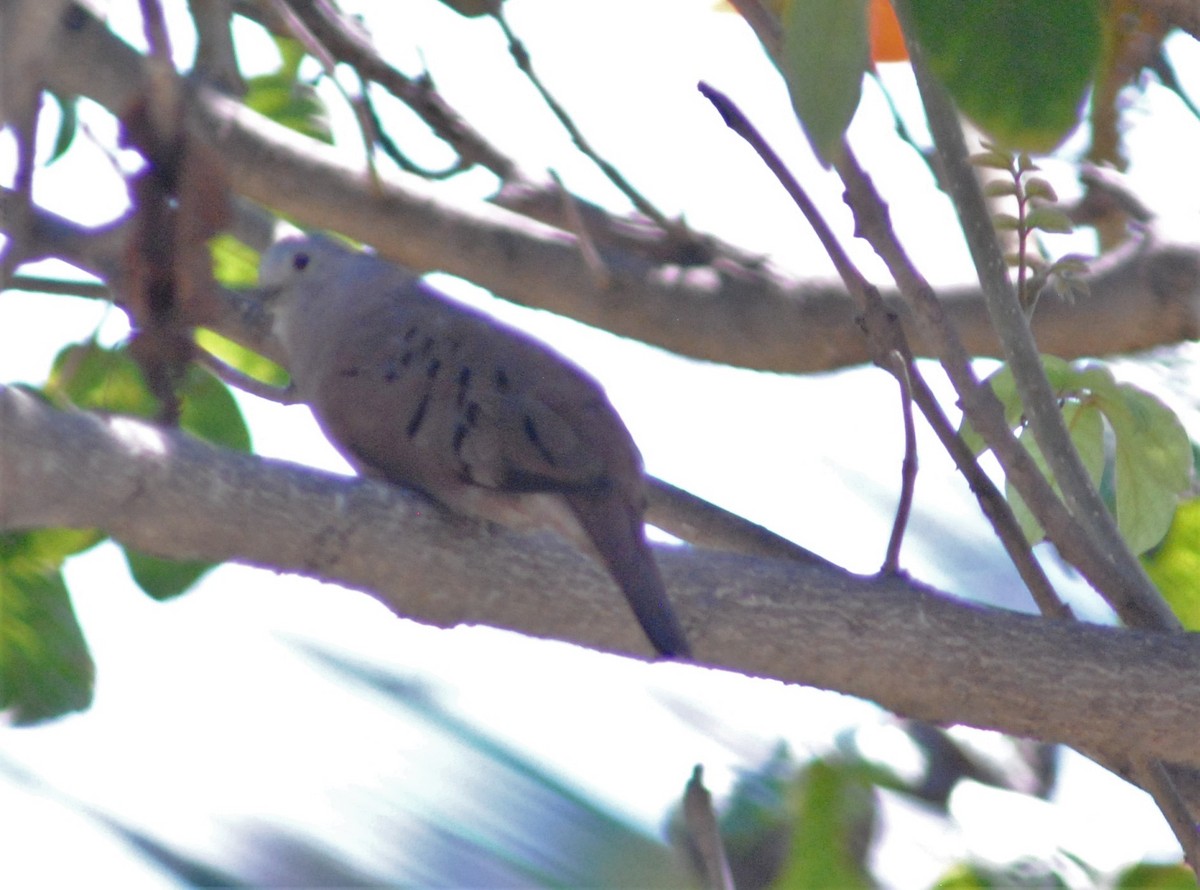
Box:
(14, 2, 1197, 377)
(4, 383, 1200, 769)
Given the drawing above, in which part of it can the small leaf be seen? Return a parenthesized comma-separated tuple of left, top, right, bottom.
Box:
(1023, 176, 1058, 203)
(1016, 153, 1040, 174)
(437, 0, 498, 16)
(993, 212, 1021, 231)
(1025, 206, 1074, 234)
(243, 37, 332, 144)
(779, 0, 870, 165)
(44, 91, 79, 163)
(983, 179, 1020, 199)
(124, 549, 213, 601)
(968, 149, 1014, 171)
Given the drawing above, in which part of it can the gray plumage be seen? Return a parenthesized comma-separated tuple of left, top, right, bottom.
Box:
(258, 235, 691, 658)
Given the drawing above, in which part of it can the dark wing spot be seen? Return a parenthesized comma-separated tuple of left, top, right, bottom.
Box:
(426, 358, 442, 379)
(523, 414, 557, 467)
(291, 252, 310, 271)
(494, 368, 510, 392)
(452, 423, 468, 455)
(382, 358, 399, 381)
(340, 366, 361, 378)
(419, 337, 435, 357)
(456, 367, 472, 406)
(464, 401, 480, 426)
(403, 326, 419, 342)
(406, 393, 430, 438)
(399, 350, 414, 368)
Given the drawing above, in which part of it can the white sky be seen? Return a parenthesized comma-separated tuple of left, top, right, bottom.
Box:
(4, 0, 1199, 885)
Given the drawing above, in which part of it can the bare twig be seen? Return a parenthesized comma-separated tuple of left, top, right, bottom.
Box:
(493, 5, 679, 235)
(682, 766, 736, 890)
(550, 169, 611, 290)
(881, 350, 917, 575)
(268, 0, 521, 180)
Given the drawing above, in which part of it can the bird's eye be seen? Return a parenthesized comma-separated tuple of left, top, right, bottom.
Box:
(292, 252, 310, 271)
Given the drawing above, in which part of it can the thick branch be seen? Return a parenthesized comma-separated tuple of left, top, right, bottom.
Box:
(4, 384, 1200, 769)
(19, 3, 1200, 375)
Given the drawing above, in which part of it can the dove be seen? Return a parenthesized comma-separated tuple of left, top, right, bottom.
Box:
(257, 234, 691, 658)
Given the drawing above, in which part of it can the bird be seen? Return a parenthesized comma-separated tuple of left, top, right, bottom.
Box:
(257, 234, 691, 658)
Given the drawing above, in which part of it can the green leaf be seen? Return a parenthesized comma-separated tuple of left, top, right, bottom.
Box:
(211, 233, 262, 289)
(1006, 400, 1104, 546)
(982, 179, 1020, 199)
(1023, 176, 1058, 203)
(969, 149, 1014, 171)
(1143, 499, 1200, 630)
(243, 37, 332, 143)
(179, 363, 253, 453)
(1114, 860, 1197, 889)
(1025, 206, 1074, 235)
(966, 358, 1190, 554)
(44, 91, 79, 163)
(779, 0, 869, 165)
(907, 0, 1102, 151)
(46, 341, 160, 416)
(46, 342, 253, 453)
(772, 758, 875, 890)
(992, 212, 1021, 231)
(123, 549, 212, 601)
(1100, 384, 1192, 555)
(0, 532, 95, 724)
(195, 329, 290, 391)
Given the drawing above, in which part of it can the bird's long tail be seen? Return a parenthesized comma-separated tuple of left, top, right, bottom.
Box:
(566, 491, 692, 659)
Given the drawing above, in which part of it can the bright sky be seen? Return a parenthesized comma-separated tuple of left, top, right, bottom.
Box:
(3, 0, 1197, 885)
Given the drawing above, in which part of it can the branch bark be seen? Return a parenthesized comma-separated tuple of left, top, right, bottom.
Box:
(4, 383, 1200, 770)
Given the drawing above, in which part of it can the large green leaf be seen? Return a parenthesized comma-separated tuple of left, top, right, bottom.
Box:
(907, 0, 1102, 151)
(964, 359, 1191, 554)
(779, 0, 869, 165)
(0, 531, 97, 724)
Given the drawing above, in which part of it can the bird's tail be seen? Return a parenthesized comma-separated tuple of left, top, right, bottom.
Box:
(566, 491, 692, 659)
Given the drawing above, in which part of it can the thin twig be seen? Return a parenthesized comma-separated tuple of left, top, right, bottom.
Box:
(267, 0, 520, 180)
(881, 350, 917, 574)
(1138, 759, 1200, 872)
(682, 766, 736, 890)
(699, 80, 925, 572)
(698, 81, 1071, 617)
(5, 275, 111, 299)
(493, 5, 680, 236)
(550, 169, 611, 290)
